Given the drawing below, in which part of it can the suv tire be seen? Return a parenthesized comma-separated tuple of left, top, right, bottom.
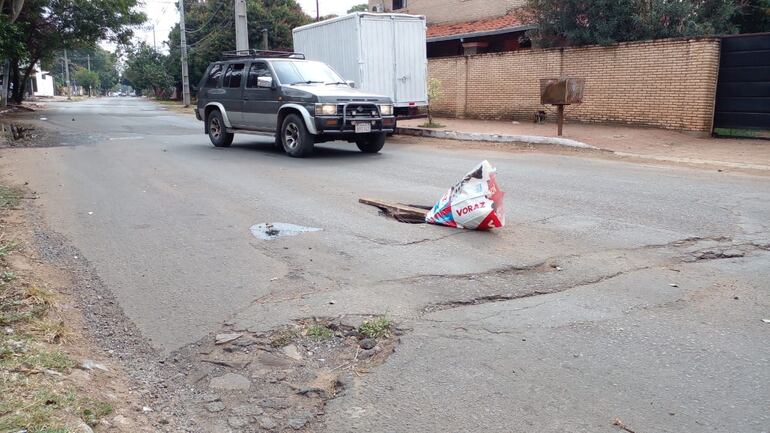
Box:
(281, 114, 314, 158)
(356, 133, 386, 154)
(207, 111, 234, 148)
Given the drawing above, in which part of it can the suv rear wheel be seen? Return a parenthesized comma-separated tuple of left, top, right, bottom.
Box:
(281, 114, 314, 158)
(207, 110, 234, 148)
(356, 133, 386, 154)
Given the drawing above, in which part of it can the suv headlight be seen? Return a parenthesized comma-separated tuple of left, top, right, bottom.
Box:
(379, 104, 394, 116)
(315, 104, 338, 116)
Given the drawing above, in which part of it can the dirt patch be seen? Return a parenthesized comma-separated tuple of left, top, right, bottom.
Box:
(0, 115, 65, 148)
(0, 182, 155, 432)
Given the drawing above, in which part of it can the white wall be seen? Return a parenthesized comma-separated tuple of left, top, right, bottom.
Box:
(30, 65, 55, 97)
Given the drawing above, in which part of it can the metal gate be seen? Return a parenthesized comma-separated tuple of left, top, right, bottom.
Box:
(713, 33, 770, 134)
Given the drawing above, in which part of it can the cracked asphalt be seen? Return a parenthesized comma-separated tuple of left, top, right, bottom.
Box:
(2, 98, 769, 432)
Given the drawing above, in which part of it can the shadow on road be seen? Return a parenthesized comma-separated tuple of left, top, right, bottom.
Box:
(221, 140, 382, 160)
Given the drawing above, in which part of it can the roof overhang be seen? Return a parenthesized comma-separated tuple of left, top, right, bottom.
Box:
(427, 24, 537, 43)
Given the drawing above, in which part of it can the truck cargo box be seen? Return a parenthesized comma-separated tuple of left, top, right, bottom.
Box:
(293, 13, 428, 115)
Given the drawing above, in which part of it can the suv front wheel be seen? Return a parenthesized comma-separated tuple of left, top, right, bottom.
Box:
(207, 110, 234, 148)
(281, 114, 315, 158)
(356, 133, 386, 154)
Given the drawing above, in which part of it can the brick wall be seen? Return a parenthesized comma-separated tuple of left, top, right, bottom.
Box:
(429, 38, 722, 132)
(368, 0, 525, 24)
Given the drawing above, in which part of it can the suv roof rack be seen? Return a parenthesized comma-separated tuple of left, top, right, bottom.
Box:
(221, 49, 306, 60)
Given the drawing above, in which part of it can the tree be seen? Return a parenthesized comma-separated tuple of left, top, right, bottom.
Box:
(73, 68, 99, 95)
(348, 4, 368, 13)
(165, 0, 311, 98)
(4, 0, 144, 103)
(123, 43, 173, 97)
(42, 46, 119, 96)
(733, 0, 770, 33)
(526, 0, 740, 47)
(422, 78, 444, 128)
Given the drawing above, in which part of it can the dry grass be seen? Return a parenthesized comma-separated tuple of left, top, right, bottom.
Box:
(0, 183, 115, 432)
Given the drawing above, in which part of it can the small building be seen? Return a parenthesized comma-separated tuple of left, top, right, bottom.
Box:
(367, 0, 534, 57)
(27, 65, 55, 97)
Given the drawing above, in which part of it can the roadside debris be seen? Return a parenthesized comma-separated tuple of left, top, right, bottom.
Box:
(612, 418, 637, 433)
(426, 160, 505, 230)
(358, 198, 428, 223)
(360, 161, 505, 230)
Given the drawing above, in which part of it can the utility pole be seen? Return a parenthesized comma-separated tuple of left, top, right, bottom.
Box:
(63, 49, 71, 101)
(179, 0, 191, 106)
(261, 29, 269, 50)
(316, 0, 320, 21)
(87, 54, 92, 97)
(152, 24, 157, 51)
(235, 0, 249, 51)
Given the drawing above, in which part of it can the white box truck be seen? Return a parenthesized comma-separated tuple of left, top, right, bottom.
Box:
(293, 13, 428, 118)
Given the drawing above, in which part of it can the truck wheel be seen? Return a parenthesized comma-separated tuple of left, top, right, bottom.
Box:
(281, 114, 314, 157)
(356, 133, 386, 154)
(208, 111, 234, 148)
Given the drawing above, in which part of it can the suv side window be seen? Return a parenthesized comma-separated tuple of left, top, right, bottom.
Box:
(223, 63, 245, 88)
(246, 62, 270, 88)
(204, 64, 223, 88)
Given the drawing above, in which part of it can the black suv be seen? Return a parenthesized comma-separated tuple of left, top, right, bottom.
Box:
(195, 50, 396, 157)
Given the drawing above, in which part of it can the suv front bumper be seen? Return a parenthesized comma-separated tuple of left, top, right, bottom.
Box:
(314, 115, 396, 134)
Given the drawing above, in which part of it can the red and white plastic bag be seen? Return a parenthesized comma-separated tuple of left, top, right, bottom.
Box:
(426, 160, 505, 230)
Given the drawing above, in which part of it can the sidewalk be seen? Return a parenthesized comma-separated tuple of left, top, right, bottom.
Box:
(398, 117, 770, 172)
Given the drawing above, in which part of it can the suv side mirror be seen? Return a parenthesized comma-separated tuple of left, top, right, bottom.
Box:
(258, 76, 273, 89)
(346, 80, 356, 88)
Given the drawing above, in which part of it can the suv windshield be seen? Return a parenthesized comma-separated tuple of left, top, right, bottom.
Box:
(272, 60, 344, 85)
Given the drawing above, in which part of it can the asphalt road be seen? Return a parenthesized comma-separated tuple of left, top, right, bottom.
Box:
(2, 98, 769, 432)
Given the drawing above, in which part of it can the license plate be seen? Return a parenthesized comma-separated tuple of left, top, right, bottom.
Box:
(355, 122, 372, 133)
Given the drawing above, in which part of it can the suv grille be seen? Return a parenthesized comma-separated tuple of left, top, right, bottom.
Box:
(345, 104, 379, 118)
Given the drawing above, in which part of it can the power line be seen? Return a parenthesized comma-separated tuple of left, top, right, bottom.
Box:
(185, 0, 227, 34)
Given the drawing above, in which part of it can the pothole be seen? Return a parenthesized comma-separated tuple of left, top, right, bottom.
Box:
(169, 316, 402, 432)
(249, 223, 322, 240)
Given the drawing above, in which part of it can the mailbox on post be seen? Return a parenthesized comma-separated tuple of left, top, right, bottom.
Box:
(539, 78, 585, 136)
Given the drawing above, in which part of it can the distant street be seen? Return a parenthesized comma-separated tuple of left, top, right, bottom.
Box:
(2, 97, 769, 432)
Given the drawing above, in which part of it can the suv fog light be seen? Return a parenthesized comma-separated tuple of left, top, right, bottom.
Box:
(315, 104, 338, 116)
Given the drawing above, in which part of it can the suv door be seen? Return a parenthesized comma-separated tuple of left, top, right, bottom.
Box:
(198, 63, 224, 107)
(221, 63, 246, 127)
(242, 61, 280, 131)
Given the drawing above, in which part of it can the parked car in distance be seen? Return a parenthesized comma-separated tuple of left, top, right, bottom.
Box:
(195, 50, 396, 157)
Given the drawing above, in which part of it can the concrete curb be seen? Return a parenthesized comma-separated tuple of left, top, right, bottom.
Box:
(395, 126, 600, 150)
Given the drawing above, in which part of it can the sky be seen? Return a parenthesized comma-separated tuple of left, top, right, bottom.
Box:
(132, 0, 366, 52)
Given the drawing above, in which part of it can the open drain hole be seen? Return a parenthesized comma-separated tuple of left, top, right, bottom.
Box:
(250, 223, 322, 240)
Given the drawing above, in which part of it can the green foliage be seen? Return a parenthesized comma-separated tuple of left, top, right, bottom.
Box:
(526, 0, 742, 47)
(348, 4, 369, 13)
(73, 68, 99, 94)
(425, 78, 442, 126)
(358, 316, 392, 339)
(733, 0, 770, 33)
(165, 0, 312, 93)
(1, 271, 15, 283)
(306, 324, 333, 340)
(79, 397, 113, 426)
(3, 0, 145, 102)
(123, 43, 174, 97)
(0, 14, 25, 60)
